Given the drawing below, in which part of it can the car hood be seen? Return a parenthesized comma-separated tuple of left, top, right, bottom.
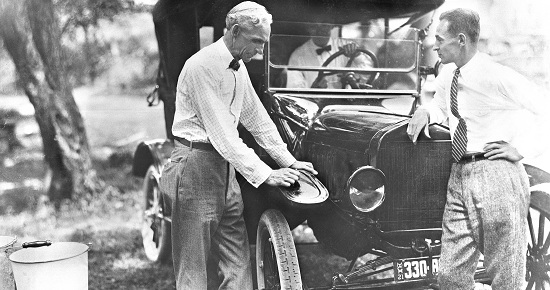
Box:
(315, 109, 406, 135)
(309, 106, 410, 152)
(273, 94, 405, 152)
(272, 93, 449, 153)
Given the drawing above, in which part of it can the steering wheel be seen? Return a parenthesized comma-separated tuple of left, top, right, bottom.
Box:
(311, 48, 379, 89)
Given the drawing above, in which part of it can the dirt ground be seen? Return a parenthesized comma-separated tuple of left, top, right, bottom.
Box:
(0, 91, 353, 289)
(0, 144, 357, 289)
(0, 91, 495, 290)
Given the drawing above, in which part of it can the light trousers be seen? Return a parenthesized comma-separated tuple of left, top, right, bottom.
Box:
(438, 159, 530, 289)
(160, 141, 253, 290)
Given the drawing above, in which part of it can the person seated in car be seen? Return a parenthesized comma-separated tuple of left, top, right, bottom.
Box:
(286, 21, 373, 89)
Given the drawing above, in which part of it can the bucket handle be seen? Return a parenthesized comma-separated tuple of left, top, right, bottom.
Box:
(22, 240, 52, 248)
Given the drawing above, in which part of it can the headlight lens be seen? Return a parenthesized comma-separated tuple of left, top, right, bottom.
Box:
(346, 166, 386, 212)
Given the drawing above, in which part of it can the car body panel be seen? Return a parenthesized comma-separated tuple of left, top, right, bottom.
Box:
(133, 0, 537, 287)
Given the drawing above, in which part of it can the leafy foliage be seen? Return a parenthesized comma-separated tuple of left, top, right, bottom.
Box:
(54, 0, 146, 85)
(56, 0, 138, 33)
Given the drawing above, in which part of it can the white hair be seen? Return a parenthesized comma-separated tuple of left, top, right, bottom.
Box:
(225, 1, 272, 30)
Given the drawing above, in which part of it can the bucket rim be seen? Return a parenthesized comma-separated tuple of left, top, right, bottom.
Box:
(9, 242, 89, 264)
(0, 235, 17, 249)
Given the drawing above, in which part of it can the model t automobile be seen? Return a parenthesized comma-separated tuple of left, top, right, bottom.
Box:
(132, 0, 550, 288)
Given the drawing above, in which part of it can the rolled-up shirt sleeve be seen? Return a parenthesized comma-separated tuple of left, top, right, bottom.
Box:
(181, 64, 274, 188)
(240, 76, 297, 168)
(423, 69, 449, 125)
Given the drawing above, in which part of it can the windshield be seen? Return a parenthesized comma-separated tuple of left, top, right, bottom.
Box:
(268, 21, 420, 93)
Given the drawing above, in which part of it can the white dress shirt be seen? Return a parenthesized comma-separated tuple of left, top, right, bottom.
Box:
(172, 38, 297, 187)
(286, 38, 371, 88)
(424, 52, 550, 162)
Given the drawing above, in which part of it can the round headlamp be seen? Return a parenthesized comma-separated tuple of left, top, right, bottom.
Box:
(346, 166, 386, 212)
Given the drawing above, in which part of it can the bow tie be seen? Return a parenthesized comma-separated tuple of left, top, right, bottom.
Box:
(228, 59, 240, 71)
(316, 45, 331, 55)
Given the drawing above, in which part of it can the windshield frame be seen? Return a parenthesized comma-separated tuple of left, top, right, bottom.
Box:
(266, 20, 423, 95)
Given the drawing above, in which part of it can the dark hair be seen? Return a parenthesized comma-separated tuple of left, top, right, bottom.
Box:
(439, 8, 480, 43)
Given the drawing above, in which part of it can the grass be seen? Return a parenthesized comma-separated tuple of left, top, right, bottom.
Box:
(0, 142, 351, 289)
(0, 143, 177, 289)
(0, 93, 175, 288)
(0, 91, 443, 290)
(0, 90, 471, 290)
(0, 91, 350, 289)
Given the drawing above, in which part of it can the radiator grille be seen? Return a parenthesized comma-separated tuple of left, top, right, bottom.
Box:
(306, 140, 451, 232)
(374, 141, 451, 231)
(306, 143, 366, 200)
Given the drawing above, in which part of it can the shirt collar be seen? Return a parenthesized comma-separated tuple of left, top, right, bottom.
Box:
(458, 51, 481, 76)
(304, 39, 318, 51)
(215, 37, 241, 69)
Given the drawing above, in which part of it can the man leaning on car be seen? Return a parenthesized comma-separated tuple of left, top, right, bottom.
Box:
(407, 8, 550, 290)
(159, 2, 317, 289)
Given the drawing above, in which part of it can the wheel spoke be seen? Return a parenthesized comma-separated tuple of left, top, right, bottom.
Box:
(542, 230, 550, 254)
(264, 237, 279, 289)
(539, 214, 546, 248)
(528, 279, 535, 290)
(530, 212, 538, 247)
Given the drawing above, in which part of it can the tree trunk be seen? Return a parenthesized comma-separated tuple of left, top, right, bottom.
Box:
(0, 0, 104, 206)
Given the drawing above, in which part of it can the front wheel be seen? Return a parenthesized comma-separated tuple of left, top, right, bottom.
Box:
(256, 209, 302, 290)
(526, 187, 550, 289)
(141, 165, 172, 263)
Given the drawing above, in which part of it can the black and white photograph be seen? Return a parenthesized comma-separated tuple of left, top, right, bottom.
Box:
(1, 0, 549, 289)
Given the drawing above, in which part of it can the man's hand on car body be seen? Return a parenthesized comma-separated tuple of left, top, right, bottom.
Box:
(265, 168, 299, 187)
(264, 161, 317, 187)
(407, 107, 431, 144)
(290, 160, 317, 175)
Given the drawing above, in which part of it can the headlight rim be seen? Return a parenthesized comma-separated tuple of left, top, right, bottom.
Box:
(345, 166, 386, 213)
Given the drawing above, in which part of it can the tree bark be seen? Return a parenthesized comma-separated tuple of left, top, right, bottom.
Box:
(0, 0, 104, 205)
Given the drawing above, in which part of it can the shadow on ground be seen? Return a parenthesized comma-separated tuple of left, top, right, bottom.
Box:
(86, 228, 176, 290)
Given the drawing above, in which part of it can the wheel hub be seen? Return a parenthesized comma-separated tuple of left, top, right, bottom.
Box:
(527, 246, 550, 280)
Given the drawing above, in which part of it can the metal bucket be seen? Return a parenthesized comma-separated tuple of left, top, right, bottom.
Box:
(9, 241, 89, 290)
(0, 236, 17, 290)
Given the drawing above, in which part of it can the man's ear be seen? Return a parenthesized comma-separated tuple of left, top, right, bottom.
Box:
(458, 33, 467, 46)
(231, 24, 241, 37)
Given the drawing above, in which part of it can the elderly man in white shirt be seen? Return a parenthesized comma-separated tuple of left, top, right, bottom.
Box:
(286, 22, 372, 89)
(407, 8, 550, 290)
(160, 2, 317, 289)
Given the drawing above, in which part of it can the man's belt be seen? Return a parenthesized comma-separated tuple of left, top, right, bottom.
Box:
(459, 152, 488, 163)
(174, 136, 215, 151)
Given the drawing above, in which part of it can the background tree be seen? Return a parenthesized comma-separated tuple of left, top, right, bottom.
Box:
(56, 0, 135, 84)
(0, 0, 104, 206)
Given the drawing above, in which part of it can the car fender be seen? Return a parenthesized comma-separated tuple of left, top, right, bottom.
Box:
(132, 139, 174, 178)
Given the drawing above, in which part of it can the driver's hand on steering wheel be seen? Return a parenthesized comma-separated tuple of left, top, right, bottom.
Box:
(311, 77, 328, 88)
(342, 42, 359, 58)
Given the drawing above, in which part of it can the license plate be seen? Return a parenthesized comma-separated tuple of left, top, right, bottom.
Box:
(394, 256, 439, 282)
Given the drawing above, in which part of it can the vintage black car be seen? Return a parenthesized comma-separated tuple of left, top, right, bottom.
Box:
(132, 0, 550, 289)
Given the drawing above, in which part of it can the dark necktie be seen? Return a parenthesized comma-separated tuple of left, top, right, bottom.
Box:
(316, 45, 331, 55)
(450, 68, 467, 162)
(228, 59, 240, 71)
